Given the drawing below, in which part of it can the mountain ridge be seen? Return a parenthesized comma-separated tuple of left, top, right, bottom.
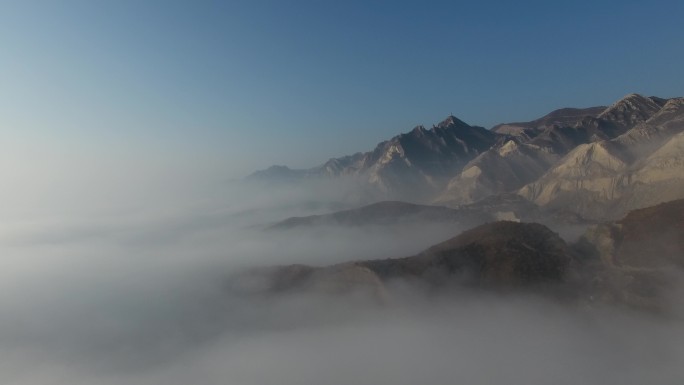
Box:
(249, 114, 499, 201)
(233, 198, 684, 311)
(518, 96, 684, 219)
(250, 93, 683, 220)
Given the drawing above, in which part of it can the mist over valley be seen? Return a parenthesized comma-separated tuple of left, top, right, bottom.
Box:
(3, 1, 684, 383)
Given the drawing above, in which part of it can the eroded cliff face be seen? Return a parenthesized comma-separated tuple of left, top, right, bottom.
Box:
(351, 117, 498, 201)
(436, 94, 660, 207)
(435, 139, 559, 205)
(250, 94, 684, 214)
(249, 115, 498, 202)
(518, 141, 629, 209)
(518, 97, 684, 220)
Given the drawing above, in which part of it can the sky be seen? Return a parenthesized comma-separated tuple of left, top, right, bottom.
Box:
(1, 0, 683, 178)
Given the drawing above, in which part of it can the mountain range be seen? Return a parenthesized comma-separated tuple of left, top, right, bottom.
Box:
(237, 93, 684, 314)
(250, 93, 684, 221)
(232, 198, 684, 311)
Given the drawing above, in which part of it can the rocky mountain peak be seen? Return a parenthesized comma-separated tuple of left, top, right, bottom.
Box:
(410, 125, 428, 135)
(248, 93, 683, 211)
(436, 115, 470, 129)
(654, 97, 684, 116)
(598, 93, 662, 127)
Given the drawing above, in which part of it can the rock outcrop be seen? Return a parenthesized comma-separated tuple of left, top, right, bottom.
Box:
(518, 97, 684, 220)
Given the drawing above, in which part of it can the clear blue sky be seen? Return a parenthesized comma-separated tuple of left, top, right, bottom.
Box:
(1, 0, 683, 177)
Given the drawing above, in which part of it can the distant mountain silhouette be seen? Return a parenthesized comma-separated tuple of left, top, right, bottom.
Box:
(249, 115, 497, 201)
(251, 93, 684, 220)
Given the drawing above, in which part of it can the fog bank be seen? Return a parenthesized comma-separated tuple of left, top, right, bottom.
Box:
(1, 175, 683, 385)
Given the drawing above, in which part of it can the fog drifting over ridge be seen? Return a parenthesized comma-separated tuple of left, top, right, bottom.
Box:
(1, 170, 684, 385)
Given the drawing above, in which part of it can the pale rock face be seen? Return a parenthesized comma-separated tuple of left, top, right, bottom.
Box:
(618, 132, 684, 211)
(460, 165, 483, 179)
(345, 117, 498, 201)
(635, 131, 684, 183)
(436, 95, 656, 207)
(497, 139, 519, 156)
(251, 94, 683, 211)
(435, 139, 559, 205)
(378, 144, 406, 165)
(519, 160, 622, 215)
(493, 211, 519, 222)
(249, 114, 498, 202)
(517, 98, 684, 219)
(549, 142, 627, 178)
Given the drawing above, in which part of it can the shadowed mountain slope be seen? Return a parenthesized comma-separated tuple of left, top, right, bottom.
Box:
(234, 199, 684, 311)
(250, 115, 498, 202)
(242, 221, 578, 295)
(360, 221, 572, 288)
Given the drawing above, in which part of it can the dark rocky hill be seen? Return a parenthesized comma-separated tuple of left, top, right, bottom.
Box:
(234, 199, 684, 311)
(267, 201, 464, 229)
(360, 221, 572, 289)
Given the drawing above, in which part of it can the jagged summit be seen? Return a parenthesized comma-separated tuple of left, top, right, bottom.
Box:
(250, 93, 684, 215)
(249, 114, 497, 201)
(598, 93, 663, 127)
(436, 115, 470, 129)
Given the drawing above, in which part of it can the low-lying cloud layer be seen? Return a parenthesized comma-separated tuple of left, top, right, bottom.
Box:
(1, 177, 683, 385)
